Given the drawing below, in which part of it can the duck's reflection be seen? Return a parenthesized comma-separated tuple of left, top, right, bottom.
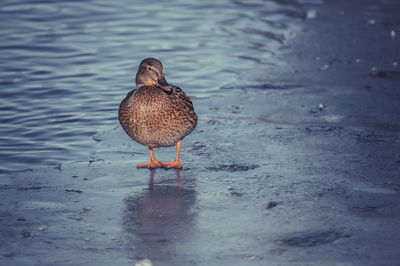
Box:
(123, 169, 197, 261)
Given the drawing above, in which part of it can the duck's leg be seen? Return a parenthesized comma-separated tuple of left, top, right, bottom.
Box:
(161, 140, 183, 169)
(137, 147, 162, 168)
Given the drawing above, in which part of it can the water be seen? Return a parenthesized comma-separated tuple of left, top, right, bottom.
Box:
(0, 0, 320, 174)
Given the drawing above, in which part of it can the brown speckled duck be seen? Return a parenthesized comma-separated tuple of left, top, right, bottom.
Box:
(118, 58, 197, 169)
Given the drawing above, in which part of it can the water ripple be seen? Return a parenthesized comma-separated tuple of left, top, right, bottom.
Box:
(0, 0, 321, 173)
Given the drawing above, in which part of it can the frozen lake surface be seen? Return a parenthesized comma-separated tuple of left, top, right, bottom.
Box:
(1, 0, 400, 265)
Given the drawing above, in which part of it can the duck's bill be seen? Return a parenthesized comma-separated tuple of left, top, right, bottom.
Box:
(157, 76, 169, 87)
(157, 77, 173, 94)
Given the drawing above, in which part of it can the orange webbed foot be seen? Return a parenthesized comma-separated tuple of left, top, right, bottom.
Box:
(137, 160, 163, 169)
(161, 160, 183, 169)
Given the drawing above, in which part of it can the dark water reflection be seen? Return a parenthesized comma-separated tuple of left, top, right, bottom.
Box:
(0, 0, 320, 173)
(123, 169, 197, 263)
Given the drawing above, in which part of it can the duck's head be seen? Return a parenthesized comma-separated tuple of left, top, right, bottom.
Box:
(135, 58, 172, 92)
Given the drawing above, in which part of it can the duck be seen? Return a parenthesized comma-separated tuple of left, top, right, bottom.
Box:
(118, 58, 197, 169)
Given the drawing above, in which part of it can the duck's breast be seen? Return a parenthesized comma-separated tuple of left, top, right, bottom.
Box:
(119, 86, 196, 148)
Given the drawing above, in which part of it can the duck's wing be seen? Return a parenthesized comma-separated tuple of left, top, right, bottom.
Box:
(119, 89, 136, 108)
(170, 85, 195, 109)
(118, 89, 136, 123)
